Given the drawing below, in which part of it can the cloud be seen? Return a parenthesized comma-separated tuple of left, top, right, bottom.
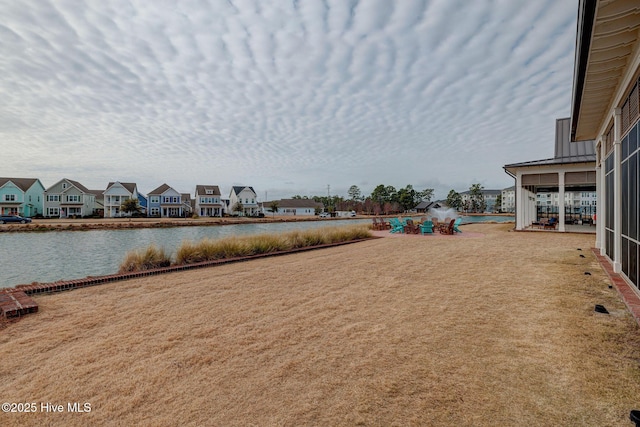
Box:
(0, 0, 578, 200)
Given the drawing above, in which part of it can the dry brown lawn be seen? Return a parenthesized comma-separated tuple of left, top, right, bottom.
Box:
(1, 223, 640, 426)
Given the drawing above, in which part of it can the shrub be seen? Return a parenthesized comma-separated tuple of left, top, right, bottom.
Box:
(119, 244, 171, 273)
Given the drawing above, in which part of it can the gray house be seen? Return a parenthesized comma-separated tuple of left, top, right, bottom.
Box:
(44, 178, 98, 218)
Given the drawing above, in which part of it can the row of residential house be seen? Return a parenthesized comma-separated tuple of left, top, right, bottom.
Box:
(0, 178, 266, 218)
(0, 177, 333, 219)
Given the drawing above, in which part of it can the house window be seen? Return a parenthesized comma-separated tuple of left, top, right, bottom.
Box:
(62, 183, 67, 189)
(47, 195, 60, 202)
(620, 119, 639, 288)
(206, 189, 213, 195)
(47, 207, 59, 216)
(150, 196, 159, 204)
(66, 195, 80, 202)
(4, 194, 16, 201)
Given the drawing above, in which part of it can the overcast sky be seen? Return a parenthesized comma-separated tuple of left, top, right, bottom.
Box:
(1, 0, 579, 201)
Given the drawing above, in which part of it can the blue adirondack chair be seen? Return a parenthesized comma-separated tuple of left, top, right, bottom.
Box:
(389, 218, 405, 233)
(420, 220, 434, 235)
(453, 218, 463, 233)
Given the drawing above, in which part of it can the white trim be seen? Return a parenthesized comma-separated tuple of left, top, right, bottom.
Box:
(613, 107, 622, 273)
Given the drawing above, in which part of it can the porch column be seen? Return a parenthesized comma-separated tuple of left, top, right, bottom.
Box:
(558, 171, 565, 232)
(515, 171, 524, 230)
(613, 107, 622, 273)
(596, 138, 604, 251)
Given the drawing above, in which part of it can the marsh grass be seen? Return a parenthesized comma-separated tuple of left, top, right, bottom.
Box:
(172, 225, 371, 266)
(118, 244, 171, 273)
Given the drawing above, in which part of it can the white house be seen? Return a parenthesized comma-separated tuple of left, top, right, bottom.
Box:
(570, 0, 640, 284)
(44, 178, 97, 218)
(261, 199, 323, 216)
(229, 186, 258, 216)
(103, 182, 139, 218)
(195, 185, 223, 217)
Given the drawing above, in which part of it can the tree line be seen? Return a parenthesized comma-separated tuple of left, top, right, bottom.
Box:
(291, 184, 435, 215)
(445, 183, 498, 213)
(290, 182, 498, 215)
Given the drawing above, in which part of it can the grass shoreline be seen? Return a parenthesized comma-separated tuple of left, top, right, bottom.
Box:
(119, 225, 372, 272)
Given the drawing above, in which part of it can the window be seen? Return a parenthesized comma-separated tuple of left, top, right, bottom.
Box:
(66, 195, 80, 202)
(4, 194, 16, 201)
(150, 196, 160, 204)
(47, 195, 60, 202)
(206, 189, 213, 195)
(47, 207, 59, 216)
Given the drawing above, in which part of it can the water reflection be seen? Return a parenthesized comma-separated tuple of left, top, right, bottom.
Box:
(0, 220, 368, 288)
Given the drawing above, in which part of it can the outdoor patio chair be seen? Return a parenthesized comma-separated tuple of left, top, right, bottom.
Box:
(453, 218, 463, 233)
(544, 217, 557, 230)
(378, 217, 390, 230)
(439, 219, 455, 235)
(389, 218, 405, 233)
(420, 220, 434, 235)
(404, 219, 419, 234)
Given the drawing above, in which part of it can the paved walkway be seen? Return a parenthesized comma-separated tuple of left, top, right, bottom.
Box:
(592, 248, 640, 326)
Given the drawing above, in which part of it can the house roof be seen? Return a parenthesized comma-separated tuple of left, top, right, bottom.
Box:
(181, 193, 191, 201)
(45, 178, 92, 194)
(459, 189, 502, 196)
(414, 201, 441, 210)
(504, 155, 596, 169)
(0, 178, 41, 192)
(262, 199, 324, 209)
(195, 185, 221, 196)
(67, 179, 92, 193)
(106, 182, 137, 194)
(148, 183, 173, 195)
(231, 186, 255, 196)
(571, 0, 640, 141)
(88, 190, 104, 200)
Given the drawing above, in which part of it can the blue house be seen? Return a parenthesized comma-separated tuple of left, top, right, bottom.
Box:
(137, 193, 148, 215)
(0, 177, 45, 217)
(147, 184, 183, 217)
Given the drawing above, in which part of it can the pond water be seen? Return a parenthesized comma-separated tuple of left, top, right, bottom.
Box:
(0, 220, 369, 288)
(0, 216, 513, 288)
(458, 215, 514, 224)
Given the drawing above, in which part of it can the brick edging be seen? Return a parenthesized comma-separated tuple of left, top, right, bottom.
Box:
(591, 248, 640, 326)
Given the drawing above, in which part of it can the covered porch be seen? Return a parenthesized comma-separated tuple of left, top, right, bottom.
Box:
(504, 117, 596, 233)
